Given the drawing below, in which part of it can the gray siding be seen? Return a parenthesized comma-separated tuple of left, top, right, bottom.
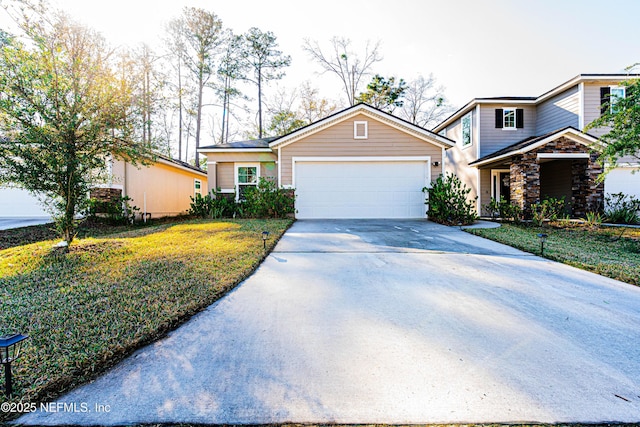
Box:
(535, 86, 579, 135)
(479, 104, 537, 157)
(583, 82, 609, 137)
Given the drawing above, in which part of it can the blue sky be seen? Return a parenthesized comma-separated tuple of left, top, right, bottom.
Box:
(11, 0, 640, 108)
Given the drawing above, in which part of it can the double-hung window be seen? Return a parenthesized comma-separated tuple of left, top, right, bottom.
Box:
(236, 164, 259, 201)
(503, 108, 516, 129)
(601, 86, 626, 114)
(495, 108, 524, 129)
(610, 86, 626, 113)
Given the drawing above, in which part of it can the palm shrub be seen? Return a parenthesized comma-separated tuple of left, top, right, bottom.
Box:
(424, 173, 477, 225)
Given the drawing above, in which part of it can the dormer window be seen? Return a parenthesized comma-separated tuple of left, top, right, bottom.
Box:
(495, 108, 524, 129)
(354, 121, 368, 139)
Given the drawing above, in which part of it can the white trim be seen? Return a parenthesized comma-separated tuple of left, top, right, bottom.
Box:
(206, 161, 218, 165)
(609, 85, 626, 113)
(471, 128, 600, 168)
(441, 146, 446, 175)
(292, 156, 431, 219)
(198, 148, 272, 153)
(354, 121, 368, 139)
(277, 147, 282, 187)
(218, 189, 235, 194)
(291, 156, 432, 191)
(502, 107, 516, 130)
(234, 162, 260, 202)
(475, 105, 481, 160)
(94, 184, 124, 190)
(537, 153, 590, 160)
(491, 169, 510, 201)
(578, 82, 585, 130)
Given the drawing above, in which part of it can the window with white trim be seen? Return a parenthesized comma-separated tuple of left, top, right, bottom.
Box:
(461, 113, 472, 147)
(194, 179, 202, 196)
(235, 164, 259, 200)
(610, 86, 626, 113)
(354, 121, 368, 139)
(503, 108, 516, 129)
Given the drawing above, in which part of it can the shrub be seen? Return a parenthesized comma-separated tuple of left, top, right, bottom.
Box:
(189, 189, 238, 219)
(605, 192, 640, 224)
(424, 173, 477, 226)
(87, 196, 139, 225)
(484, 197, 522, 223)
(531, 196, 567, 226)
(241, 178, 296, 218)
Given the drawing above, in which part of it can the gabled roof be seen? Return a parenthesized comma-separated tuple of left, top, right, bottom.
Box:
(269, 103, 455, 150)
(198, 103, 455, 154)
(433, 73, 640, 132)
(156, 153, 207, 176)
(469, 127, 600, 167)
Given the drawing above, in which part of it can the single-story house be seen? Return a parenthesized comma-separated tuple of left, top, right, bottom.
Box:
(1, 154, 207, 220)
(198, 103, 455, 219)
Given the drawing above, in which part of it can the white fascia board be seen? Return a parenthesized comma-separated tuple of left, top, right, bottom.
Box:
(198, 148, 273, 153)
(292, 156, 432, 162)
(537, 153, 590, 159)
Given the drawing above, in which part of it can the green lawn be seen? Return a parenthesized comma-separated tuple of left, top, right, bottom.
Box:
(0, 218, 292, 418)
(467, 223, 640, 286)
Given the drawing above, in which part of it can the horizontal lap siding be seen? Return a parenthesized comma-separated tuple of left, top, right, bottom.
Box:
(479, 105, 537, 157)
(583, 82, 609, 138)
(536, 86, 579, 135)
(217, 163, 235, 190)
(280, 114, 443, 186)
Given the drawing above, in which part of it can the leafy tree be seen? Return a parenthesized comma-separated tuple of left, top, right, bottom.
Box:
(164, 16, 188, 160)
(585, 70, 640, 170)
(216, 30, 247, 144)
(303, 37, 382, 106)
(399, 74, 454, 129)
(242, 27, 291, 138)
(267, 110, 306, 136)
(0, 6, 154, 244)
(182, 7, 224, 167)
(356, 74, 406, 112)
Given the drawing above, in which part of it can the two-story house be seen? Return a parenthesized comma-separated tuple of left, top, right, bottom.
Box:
(433, 74, 640, 217)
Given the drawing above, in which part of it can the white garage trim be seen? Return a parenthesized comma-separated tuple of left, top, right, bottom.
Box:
(292, 156, 432, 188)
(293, 156, 431, 219)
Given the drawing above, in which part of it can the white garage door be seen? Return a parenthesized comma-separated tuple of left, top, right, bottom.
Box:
(0, 187, 50, 218)
(605, 167, 640, 200)
(295, 160, 429, 219)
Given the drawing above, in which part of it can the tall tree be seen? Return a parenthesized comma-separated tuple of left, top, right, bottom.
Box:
(585, 69, 640, 170)
(356, 74, 406, 112)
(399, 74, 454, 129)
(242, 27, 291, 138)
(164, 16, 187, 160)
(216, 30, 247, 144)
(0, 6, 153, 244)
(182, 7, 223, 167)
(303, 37, 382, 106)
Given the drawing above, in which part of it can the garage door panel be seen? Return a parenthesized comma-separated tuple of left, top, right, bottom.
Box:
(295, 161, 428, 219)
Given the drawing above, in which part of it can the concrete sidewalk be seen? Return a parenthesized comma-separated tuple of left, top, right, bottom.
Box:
(16, 220, 640, 425)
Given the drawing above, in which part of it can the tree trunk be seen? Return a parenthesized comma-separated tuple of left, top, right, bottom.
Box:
(257, 67, 263, 138)
(195, 72, 203, 167)
(178, 61, 183, 161)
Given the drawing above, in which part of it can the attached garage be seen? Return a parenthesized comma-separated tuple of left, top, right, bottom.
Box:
(199, 104, 455, 220)
(294, 158, 430, 219)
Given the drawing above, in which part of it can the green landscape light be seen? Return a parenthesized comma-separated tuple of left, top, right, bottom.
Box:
(0, 333, 29, 397)
(537, 233, 548, 256)
(262, 231, 270, 249)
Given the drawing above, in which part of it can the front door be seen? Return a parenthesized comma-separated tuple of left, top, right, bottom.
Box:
(491, 169, 510, 203)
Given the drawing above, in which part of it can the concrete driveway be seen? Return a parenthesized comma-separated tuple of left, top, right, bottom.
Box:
(17, 219, 640, 425)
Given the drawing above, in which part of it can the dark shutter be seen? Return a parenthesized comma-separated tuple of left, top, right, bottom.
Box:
(495, 109, 503, 128)
(516, 108, 524, 128)
(600, 87, 610, 115)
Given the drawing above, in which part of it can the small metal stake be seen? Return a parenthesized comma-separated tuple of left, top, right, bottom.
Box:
(537, 233, 548, 256)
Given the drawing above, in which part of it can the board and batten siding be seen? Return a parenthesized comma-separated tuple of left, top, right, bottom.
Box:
(535, 86, 579, 135)
(478, 105, 536, 157)
(279, 113, 443, 186)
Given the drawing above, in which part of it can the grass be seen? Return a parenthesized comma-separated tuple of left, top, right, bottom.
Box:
(0, 218, 292, 420)
(467, 222, 640, 286)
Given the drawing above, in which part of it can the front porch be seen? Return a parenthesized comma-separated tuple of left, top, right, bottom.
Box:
(472, 128, 604, 217)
